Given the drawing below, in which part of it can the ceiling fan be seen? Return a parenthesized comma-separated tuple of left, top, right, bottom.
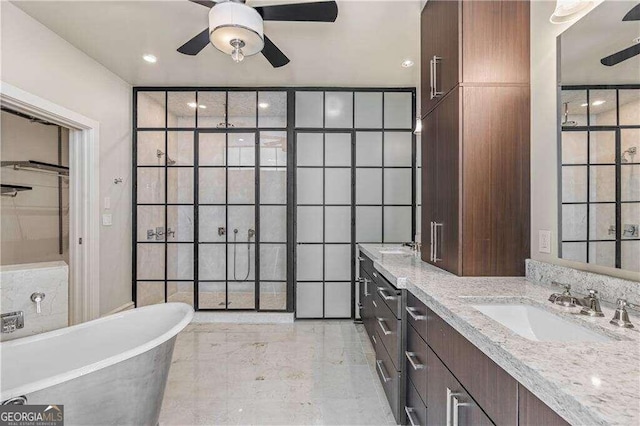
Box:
(600, 2, 640, 66)
(177, 0, 338, 68)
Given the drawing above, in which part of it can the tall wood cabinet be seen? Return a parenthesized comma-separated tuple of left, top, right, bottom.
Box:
(420, 0, 530, 276)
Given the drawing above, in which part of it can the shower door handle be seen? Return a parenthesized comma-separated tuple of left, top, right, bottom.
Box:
(433, 222, 443, 262)
(432, 56, 443, 99)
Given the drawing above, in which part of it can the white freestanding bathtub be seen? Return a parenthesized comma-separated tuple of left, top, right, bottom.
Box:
(0, 303, 193, 425)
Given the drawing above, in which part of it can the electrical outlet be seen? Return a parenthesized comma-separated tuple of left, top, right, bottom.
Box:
(538, 230, 551, 254)
(102, 213, 113, 226)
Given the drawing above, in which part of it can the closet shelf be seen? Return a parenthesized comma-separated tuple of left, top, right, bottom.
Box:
(1, 184, 33, 197)
(1, 160, 69, 176)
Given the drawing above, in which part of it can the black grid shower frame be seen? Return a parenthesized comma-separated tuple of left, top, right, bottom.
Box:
(559, 85, 640, 268)
(133, 88, 290, 311)
(293, 89, 417, 320)
(133, 87, 416, 315)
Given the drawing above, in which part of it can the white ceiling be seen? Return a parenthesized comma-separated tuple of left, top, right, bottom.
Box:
(560, 1, 640, 85)
(12, 0, 421, 87)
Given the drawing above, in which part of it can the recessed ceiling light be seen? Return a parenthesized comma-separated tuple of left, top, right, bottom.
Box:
(259, 102, 270, 109)
(199, 105, 207, 109)
(142, 54, 157, 63)
(592, 100, 606, 106)
(580, 103, 589, 107)
(401, 59, 414, 68)
(187, 102, 197, 108)
(238, 138, 244, 142)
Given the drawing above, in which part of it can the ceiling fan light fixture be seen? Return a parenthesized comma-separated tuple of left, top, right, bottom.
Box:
(550, 0, 595, 24)
(209, 2, 264, 60)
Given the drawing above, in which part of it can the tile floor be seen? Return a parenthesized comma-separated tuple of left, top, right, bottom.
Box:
(160, 321, 395, 425)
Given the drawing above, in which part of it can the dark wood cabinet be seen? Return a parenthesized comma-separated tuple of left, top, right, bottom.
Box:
(519, 384, 570, 426)
(420, 0, 530, 276)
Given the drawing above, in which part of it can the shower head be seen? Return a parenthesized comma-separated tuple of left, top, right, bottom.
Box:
(167, 158, 177, 166)
(622, 146, 637, 163)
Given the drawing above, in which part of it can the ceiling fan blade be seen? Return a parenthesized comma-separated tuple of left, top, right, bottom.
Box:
(622, 3, 640, 21)
(255, 1, 338, 22)
(177, 28, 210, 56)
(262, 35, 290, 68)
(188, 0, 217, 8)
(600, 43, 640, 66)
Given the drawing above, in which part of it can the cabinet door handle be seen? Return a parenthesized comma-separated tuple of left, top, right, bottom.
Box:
(372, 271, 378, 278)
(405, 407, 419, 426)
(363, 278, 370, 297)
(429, 57, 436, 100)
(452, 395, 469, 426)
(405, 351, 425, 370)
(377, 317, 393, 335)
(430, 221, 435, 262)
(406, 306, 426, 321)
(446, 388, 464, 426)
(376, 359, 391, 382)
(432, 55, 443, 98)
(433, 222, 443, 262)
(377, 287, 397, 301)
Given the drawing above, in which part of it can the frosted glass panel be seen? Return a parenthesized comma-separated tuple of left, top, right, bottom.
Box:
(324, 282, 351, 318)
(228, 169, 255, 204)
(297, 206, 323, 242)
(199, 133, 226, 166)
(260, 132, 287, 166)
(561, 204, 587, 241)
(197, 92, 226, 128)
(562, 166, 587, 203)
(227, 206, 255, 237)
(137, 132, 165, 166)
(167, 168, 193, 204)
(561, 132, 587, 164)
(384, 92, 412, 129)
(198, 282, 226, 309)
(199, 168, 226, 204)
(562, 242, 586, 263)
(297, 133, 323, 166)
(228, 91, 256, 128)
(137, 168, 165, 204)
(589, 204, 615, 240)
(137, 92, 165, 128)
(356, 132, 383, 166)
(137, 243, 165, 280)
(260, 205, 286, 242)
(589, 166, 615, 202)
(384, 132, 412, 166)
(297, 168, 323, 204)
(228, 282, 255, 309)
(296, 282, 323, 318)
(260, 244, 286, 281)
(137, 206, 164, 242)
(297, 245, 323, 280)
(167, 206, 194, 242)
(356, 169, 382, 204)
(384, 206, 411, 242)
(589, 90, 616, 126)
(167, 282, 194, 307)
(167, 243, 193, 280)
(137, 282, 165, 307)
(589, 241, 615, 268)
(325, 245, 351, 280)
(199, 244, 226, 280)
(167, 92, 196, 128)
(260, 282, 287, 310)
(356, 206, 382, 242)
(258, 92, 287, 128)
(619, 89, 640, 126)
(590, 131, 615, 164)
(227, 243, 255, 281)
(325, 168, 351, 205)
(199, 206, 226, 242)
(168, 132, 194, 166)
(622, 165, 640, 201)
(325, 92, 353, 128)
(355, 92, 382, 129)
(621, 203, 640, 240)
(384, 169, 412, 205)
(560, 90, 587, 126)
(260, 168, 287, 204)
(228, 133, 255, 166)
(325, 206, 351, 243)
(296, 92, 323, 128)
(325, 133, 351, 166)
(621, 241, 640, 271)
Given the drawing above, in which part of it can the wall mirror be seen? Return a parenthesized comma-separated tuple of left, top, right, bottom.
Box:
(558, 1, 640, 272)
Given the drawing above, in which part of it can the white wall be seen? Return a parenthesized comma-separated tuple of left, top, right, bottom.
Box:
(1, 2, 133, 314)
(530, 0, 639, 281)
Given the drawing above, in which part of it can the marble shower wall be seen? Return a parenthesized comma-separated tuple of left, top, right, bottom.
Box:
(0, 261, 68, 341)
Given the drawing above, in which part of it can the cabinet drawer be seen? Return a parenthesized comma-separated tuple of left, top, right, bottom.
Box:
(374, 330, 400, 423)
(358, 251, 376, 279)
(406, 379, 427, 426)
(374, 291, 401, 371)
(406, 323, 428, 405)
(372, 269, 401, 318)
(427, 307, 518, 425)
(406, 291, 428, 341)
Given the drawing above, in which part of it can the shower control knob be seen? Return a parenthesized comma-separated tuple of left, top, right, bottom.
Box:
(30, 292, 45, 314)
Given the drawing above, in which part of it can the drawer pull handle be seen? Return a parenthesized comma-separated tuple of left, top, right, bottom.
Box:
(377, 318, 393, 335)
(371, 334, 377, 344)
(373, 271, 378, 278)
(372, 300, 378, 308)
(446, 388, 463, 426)
(405, 351, 425, 370)
(377, 288, 397, 301)
(452, 396, 469, 426)
(405, 407, 419, 426)
(406, 306, 426, 321)
(358, 256, 364, 261)
(376, 359, 391, 383)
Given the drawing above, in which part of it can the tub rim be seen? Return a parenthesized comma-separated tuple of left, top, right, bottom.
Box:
(0, 302, 194, 401)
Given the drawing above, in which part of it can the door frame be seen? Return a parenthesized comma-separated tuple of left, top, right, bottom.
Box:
(1, 81, 101, 324)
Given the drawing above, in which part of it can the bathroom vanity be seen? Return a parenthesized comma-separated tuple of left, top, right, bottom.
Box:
(358, 245, 640, 426)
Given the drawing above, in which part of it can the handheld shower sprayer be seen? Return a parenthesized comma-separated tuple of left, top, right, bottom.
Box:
(232, 228, 254, 281)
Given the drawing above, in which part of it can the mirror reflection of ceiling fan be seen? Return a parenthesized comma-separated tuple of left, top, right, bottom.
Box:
(601, 2, 640, 66)
(177, 0, 338, 68)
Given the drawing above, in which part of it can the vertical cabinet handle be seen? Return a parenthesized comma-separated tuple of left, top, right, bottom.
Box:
(432, 55, 443, 98)
(446, 388, 467, 426)
(430, 221, 435, 262)
(376, 360, 391, 382)
(363, 278, 370, 297)
(429, 58, 435, 99)
(405, 407, 419, 426)
(433, 222, 443, 262)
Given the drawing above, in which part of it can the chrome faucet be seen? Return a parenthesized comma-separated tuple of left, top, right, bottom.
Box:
(610, 299, 638, 328)
(579, 289, 604, 317)
(548, 283, 583, 308)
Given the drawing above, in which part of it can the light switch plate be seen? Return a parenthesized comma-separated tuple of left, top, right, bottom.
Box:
(538, 230, 551, 253)
(104, 197, 111, 210)
(102, 213, 113, 226)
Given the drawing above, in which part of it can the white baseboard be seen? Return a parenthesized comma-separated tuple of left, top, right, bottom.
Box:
(103, 301, 135, 316)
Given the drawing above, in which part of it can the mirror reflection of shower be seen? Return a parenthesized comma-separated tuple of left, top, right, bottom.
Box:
(156, 149, 176, 166)
(233, 228, 254, 281)
(562, 102, 577, 127)
(622, 146, 637, 163)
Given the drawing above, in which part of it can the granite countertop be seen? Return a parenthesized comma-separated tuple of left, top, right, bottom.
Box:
(358, 244, 640, 426)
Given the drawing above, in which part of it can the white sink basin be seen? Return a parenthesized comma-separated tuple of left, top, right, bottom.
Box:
(472, 304, 611, 342)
